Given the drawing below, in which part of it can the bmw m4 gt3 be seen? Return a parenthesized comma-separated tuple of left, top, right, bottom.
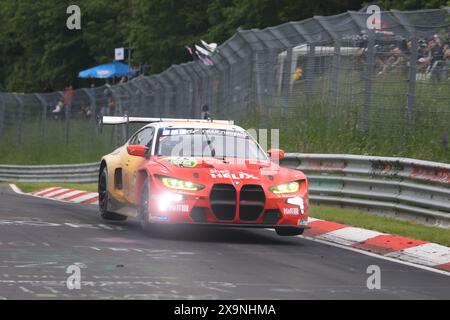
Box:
(98, 116, 309, 236)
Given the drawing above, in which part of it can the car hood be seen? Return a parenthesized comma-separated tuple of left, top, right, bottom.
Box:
(152, 156, 306, 186)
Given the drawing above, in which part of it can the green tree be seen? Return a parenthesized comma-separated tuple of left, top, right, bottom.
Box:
(378, 0, 448, 10)
(0, 0, 447, 93)
(0, 1, 88, 92)
(0, 0, 129, 92)
(81, 0, 130, 65)
(127, 0, 211, 74)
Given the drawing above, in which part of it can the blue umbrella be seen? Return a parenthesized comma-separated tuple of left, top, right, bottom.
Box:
(78, 61, 136, 78)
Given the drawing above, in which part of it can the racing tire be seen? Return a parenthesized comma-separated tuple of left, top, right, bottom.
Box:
(139, 178, 152, 232)
(275, 227, 304, 236)
(98, 166, 127, 221)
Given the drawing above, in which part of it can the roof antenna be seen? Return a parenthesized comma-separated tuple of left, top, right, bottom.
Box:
(201, 104, 212, 122)
(125, 111, 130, 140)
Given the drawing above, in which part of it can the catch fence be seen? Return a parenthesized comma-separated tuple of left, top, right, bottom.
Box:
(0, 8, 450, 162)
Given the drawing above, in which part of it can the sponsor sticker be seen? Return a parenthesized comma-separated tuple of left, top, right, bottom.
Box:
(209, 169, 258, 180)
(161, 128, 248, 138)
(164, 157, 198, 168)
(170, 204, 189, 212)
(283, 207, 299, 215)
(149, 214, 169, 221)
(298, 219, 308, 226)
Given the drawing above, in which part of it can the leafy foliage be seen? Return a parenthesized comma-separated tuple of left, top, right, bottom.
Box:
(0, 0, 446, 92)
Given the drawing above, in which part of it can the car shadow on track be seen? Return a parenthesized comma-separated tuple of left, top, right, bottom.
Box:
(106, 220, 303, 246)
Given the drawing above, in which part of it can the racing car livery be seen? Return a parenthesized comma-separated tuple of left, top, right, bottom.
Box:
(98, 116, 309, 236)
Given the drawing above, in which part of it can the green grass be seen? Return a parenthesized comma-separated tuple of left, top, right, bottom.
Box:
(310, 204, 450, 247)
(1, 71, 450, 165)
(14, 182, 97, 193)
(0, 120, 116, 164)
(238, 71, 450, 163)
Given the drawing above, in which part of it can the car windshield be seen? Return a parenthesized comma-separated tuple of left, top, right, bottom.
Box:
(156, 128, 268, 160)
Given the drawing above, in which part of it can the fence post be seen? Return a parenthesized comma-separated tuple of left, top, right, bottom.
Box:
(391, 10, 418, 132)
(0, 93, 4, 138)
(264, 49, 277, 112)
(65, 100, 71, 145)
(184, 64, 200, 118)
(329, 40, 341, 109)
(12, 94, 24, 145)
(291, 23, 317, 104)
(82, 88, 97, 137)
(226, 63, 233, 117)
(205, 69, 214, 117)
(254, 51, 263, 113)
(305, 42, 316, 100)
(314, 17, 340, 110)
(121, 84, 135, 116)
(130, 79, 147, 116)
(35, 93, 47, 144)
(150, 77, 165, 118)
(406, 38, 418, 124)
(146, 80, 155, 117)
(109, 86, 126, 144)
(136, 79, 148, 116)
(359, 30, 375, 134)
(281, 47, 294, 112)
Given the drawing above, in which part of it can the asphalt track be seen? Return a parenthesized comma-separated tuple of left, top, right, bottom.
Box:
(0, 185, 449, 300)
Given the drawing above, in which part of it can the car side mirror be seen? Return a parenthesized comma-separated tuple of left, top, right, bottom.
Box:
(268, 148, 285, 161)
(127, 145, 149, 158)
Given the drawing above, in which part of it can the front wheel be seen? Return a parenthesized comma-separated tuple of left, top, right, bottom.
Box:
(275, 227, 304, 236)
(139, 178, 152, 232)
(98, 166, 127, 221)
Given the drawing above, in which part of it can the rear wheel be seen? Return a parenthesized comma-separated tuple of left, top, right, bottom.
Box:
(139, 178, 152, 232)
(98, 166, 127, 221)
(275, 227, 304, 236)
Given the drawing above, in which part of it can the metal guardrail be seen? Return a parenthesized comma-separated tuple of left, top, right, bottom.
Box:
(281, 154, 450, 228)
(1, 153, 449, 227)
(0, 162, 99, 183)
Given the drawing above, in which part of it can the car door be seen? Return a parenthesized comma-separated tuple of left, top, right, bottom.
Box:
(123, 127, 155, 202)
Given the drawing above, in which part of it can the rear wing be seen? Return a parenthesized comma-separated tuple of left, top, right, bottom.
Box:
(100, 116, 234, 126)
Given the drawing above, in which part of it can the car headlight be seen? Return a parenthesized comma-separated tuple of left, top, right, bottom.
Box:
(157, 175, 205, 191)
(269, 181, 301, 194)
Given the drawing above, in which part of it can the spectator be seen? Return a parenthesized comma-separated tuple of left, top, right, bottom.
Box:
(443, 27, 450, 59)
(377, 45, 407, 77)
(426, 37, 446, 81)
(82, 106, 92, 119)
(52, 99, 65, 120)
(64, 85, 73, 107)
(416, 40, 430, 72)
(201, 104, 211, 120)
(107, 98, 116, 116)
(428, 37, 444, 66)
(98, 105, 107, 117)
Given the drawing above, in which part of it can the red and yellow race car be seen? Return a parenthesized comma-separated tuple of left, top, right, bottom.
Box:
(98, 116, 309, 236)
